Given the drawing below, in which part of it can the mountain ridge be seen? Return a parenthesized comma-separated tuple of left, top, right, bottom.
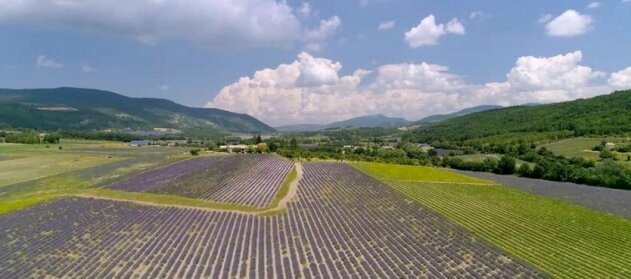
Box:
(0, 87, 275, 133)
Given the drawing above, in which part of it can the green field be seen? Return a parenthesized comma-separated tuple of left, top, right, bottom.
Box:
(543, 137, 630, 160)
(0, 140, 188, 214)
(353, 161, 631, 279)
(350, 161, 490, 183)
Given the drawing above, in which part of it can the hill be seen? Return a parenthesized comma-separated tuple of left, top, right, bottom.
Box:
(406, 90, 631, 142)
(415, 105, 503, 124)
(275, 114, 410, 132)
(326, 114, 411, 129)
(0, 88, 274, 133)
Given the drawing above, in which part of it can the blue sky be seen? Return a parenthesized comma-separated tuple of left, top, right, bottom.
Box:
(1, 0, 630, 125)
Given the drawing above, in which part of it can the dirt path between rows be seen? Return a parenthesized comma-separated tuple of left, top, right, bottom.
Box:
(72, 163, 304, 216)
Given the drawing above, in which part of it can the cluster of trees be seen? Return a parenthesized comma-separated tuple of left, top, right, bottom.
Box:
(0, 130, 60, 144)
(443, 155, 516, 175)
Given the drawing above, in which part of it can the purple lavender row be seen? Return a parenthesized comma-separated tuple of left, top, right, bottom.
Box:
(0, 163, 546, 278)
(109, 156, 223, 192)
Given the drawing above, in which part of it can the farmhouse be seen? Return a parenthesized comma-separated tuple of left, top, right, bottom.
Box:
(219, 144, 251, 153)
(605, 142, 616, 150)
(129, 140, 149, 147)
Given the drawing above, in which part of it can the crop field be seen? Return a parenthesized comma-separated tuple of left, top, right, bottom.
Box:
(0, 162, 544, 278)
(0, 141, 188, 215)
(111, 154, 294, 208)
(353, 162, 631, 279)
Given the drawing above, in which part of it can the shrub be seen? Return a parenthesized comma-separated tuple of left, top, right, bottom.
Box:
(190, 149, 200, 156)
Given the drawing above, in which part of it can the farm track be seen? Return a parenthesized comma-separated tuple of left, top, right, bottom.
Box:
(0, 163, 545, 278)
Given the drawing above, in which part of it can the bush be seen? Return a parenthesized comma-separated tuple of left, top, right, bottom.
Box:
(190, 149, 200, 156)
(517, 163, 531, 177)
(599, 150, 617, 160)
(495, 155, 516, 174)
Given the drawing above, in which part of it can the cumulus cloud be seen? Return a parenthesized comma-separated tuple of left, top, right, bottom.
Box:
(469, 11, 491, 20)
(608, 67, 631, 89)
(587, 2, 602, 9)
(378, 20, 396, 31)
(206, 51, 616, 126)
(303, 16, 342, 51)
(475, 51, 607, 104)
(0, 0, 315, 49)
(35, 55, 63, 69)
(404, 15, 465, 47)
(545, 10, 593, 37)
(81, 63, 96, 73)
(298, 2, 312, 17)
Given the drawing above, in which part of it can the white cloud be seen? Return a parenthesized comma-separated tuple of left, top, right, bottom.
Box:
(587, 2, 601, 9)
(206, 51, 615, 125)
(377, 20, 396, 31)
(538, 14, 553, 24)
(303, 16, 341, 51)
(0, 0, 304, 49)
(545, 10, 593, 37)
(476, 51, 607, 104)
(158, 84, 170, 91)
(404, 15, 465, 47)
(469, 11, 491, 20)
(623, 0, 631, 4)
(81, 63, 95, 73)
(608, 67, 631, 89)
(35, 55, 63, 69)
(298, 2, 312, 17)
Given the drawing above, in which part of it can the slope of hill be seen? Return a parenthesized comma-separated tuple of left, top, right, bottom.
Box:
(275, 124, 325, 132)
(0, 88, 274, 133)
(406, 90, 631, 141)
(415, 105, 503, 124)
(326, 114, 410, 129)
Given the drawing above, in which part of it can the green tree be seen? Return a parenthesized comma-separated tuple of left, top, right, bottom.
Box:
(496, 155, 516, 174)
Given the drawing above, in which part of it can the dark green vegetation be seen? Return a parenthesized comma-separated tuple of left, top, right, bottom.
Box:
(0, 87, 274, 133)
(405, 90, 631, 142)
(413, 105, 504, 125)
(354, 162, 631, 279)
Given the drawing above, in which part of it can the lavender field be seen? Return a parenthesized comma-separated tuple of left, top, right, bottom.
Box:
(110, 154, 293, 208)
(0, 163, 545, 278)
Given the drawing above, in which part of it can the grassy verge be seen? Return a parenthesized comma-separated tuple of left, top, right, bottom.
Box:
(0, 176, 87, 215)
(79, 188, 260, 212)
(266, 165, 297, 209)
(349, 161, 491, 183)
(78, 164, 299, 215)
(354, 161, 631, 279)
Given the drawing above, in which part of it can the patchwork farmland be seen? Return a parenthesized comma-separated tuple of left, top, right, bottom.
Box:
(1, 152, 629, 278)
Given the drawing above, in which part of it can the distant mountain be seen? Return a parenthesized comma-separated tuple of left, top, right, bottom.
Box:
(0, 88, 274, 133)
(275, 114, 411, 132)
(415, 105, 504, 124)
(326, 114, 411, 129)
(405, 90, 631, 142)
(275, 124, 326, 132)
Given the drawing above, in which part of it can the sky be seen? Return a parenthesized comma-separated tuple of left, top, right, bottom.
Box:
(1, 0, 631, 126)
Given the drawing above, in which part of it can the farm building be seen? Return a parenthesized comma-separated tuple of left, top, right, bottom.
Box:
(605, 142, 616, 150)
(129, 140, 149, 147)
(219, 144, 252, 153)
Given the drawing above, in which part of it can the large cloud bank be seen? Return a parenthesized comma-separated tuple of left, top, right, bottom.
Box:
(207, 51, 628, 126)
(0, 0, 339, 49)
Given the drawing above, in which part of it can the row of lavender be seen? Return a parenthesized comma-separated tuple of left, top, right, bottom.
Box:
(0, 163, 545, 278)
(152, 154, 293, 207)
(109, 154, 293, 208)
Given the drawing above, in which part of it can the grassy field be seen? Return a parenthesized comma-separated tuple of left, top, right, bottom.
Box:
(543, 137, 630, 160)
(350, 161, 490, 183)
(0, 140, 189, 215)
(353, 161, 631, 279)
